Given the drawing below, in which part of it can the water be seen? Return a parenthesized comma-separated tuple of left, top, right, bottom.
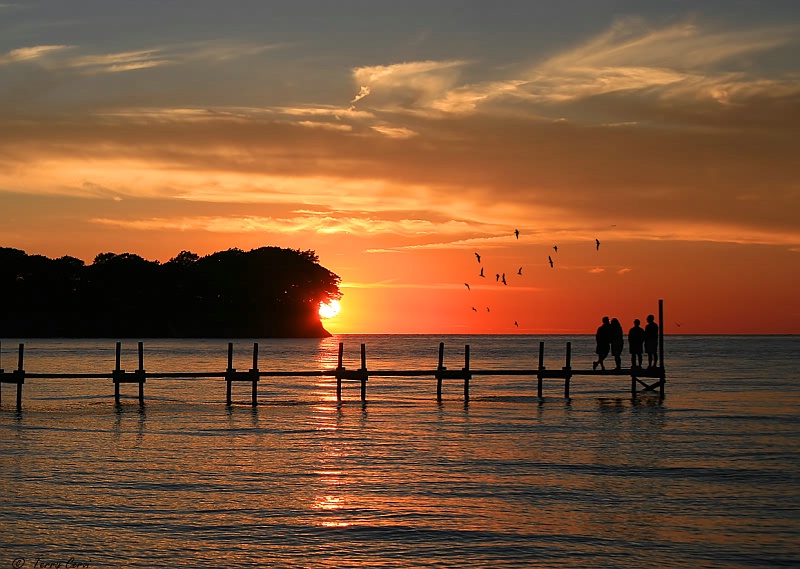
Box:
(1, 335, 799, 568)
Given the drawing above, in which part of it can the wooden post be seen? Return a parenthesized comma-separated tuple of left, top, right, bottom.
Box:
(336, 341, 344, 402)
(226, 342, 234, 405)
(537, 341, 544, 398)
(114, 341, 121, 405)
(359, 343, 367, 402)
(658, 298, 666, 399)
(15, 343, 24, 411)
(436, 342, 445, 402)
(251, 342, 259, 406)
(463, 344, 470, 401)
(137, 341, 145, 406)
(564, 342, 572, 399)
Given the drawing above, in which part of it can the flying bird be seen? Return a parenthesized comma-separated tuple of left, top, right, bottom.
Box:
(486, 307, 490, 312)
(514, 321, 519, 328)
(496, 274, 500, 282)
(479, 267, 485, 277)
(464, 283, 470, 291)
(517, 267, 522, 275)
(514, 229, 519, 239)
(553, 245, 558, 253)
(475, 252, 481, 263)
(596, 239, 601, 251)
(501, 273, 507, 285)
(548, 256, 553, 268)
(472, 307, 477, 312)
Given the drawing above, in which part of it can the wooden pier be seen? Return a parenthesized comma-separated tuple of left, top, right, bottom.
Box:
(0, 303, 667, 412)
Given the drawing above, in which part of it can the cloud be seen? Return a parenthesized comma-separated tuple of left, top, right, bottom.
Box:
(351, 85, 370, 103)
(0, 40, 280, 75)
(370, 125, 417, 138)
(617, 268, 632, 275)
(351, 59, 469, 114)
(90, 214, 478, 237)
(589, 268, 606, 274)
(0, 45, 73, 65)
(343, 18, 800, 126)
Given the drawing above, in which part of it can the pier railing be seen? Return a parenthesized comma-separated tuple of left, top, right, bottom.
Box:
(2, 301, 667, 411)
(0, 338, 666, 411)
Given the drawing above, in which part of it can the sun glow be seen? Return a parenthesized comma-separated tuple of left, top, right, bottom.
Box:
(318, 299, 341, 319)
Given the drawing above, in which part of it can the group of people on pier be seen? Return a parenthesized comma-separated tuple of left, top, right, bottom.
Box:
(593, 315, 659, 371)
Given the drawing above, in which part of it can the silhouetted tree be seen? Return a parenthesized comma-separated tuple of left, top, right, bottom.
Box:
(0, 246, 341, 338)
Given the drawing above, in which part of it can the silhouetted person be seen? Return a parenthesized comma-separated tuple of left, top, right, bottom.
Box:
(645, 314, 659, 367)
(610, 317, 624, 370)
(514, 229, 519, 239)
(628, 318, 645, 369)
(593, 316, 611, 371)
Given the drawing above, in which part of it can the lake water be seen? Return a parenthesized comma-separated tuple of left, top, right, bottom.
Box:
(1, 335, 799, 568)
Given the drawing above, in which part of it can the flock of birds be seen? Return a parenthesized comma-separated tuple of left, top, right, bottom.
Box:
(463, 230, 603, 330)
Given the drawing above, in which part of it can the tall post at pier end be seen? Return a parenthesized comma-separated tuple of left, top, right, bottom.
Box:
(564, 342, 572, 399)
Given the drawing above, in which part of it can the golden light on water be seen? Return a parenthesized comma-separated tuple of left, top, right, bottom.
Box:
(318, 299, 341, 319)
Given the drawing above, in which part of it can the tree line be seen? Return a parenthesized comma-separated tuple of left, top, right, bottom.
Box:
(0, 246, 341, 338)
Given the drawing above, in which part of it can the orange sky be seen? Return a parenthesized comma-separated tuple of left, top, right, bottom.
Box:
(1, 3, 799, 334)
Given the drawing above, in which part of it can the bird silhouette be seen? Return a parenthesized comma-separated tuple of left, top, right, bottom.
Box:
(517, 267, 522, 275)
(501, 273, 507, 285)
(472, 307, 477, 312)
(548, 256, 553, 268)
(479, 267, 485, 277)
(475, 252, 481, 263)
(553, 245, 558, 253)
(514, 229, 519, 239)
(486, 307, 490, 312)
(596, 239, 601, 250)
(496, 274, 500, 282)
(464, 283, 470, 291)
(514, 321, 519, 327)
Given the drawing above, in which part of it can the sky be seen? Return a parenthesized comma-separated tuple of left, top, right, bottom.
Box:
(1, 1, 799, 335)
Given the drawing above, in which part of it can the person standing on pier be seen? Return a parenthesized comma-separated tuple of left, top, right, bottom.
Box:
(628, 319, 645, 369)
(644, 314, 659, 368)
(610, 318, 624, 370)
(593, 316, 611, 371)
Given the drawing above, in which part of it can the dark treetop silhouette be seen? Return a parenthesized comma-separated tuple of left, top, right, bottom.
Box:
(0, 246, 341, 338)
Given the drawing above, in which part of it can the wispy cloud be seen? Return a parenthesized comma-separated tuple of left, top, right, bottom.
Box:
(0, 44, 72, 65)
(90, 214, 477, 237)
(0, 40, 280, 74)
(346, 18, 800, 124)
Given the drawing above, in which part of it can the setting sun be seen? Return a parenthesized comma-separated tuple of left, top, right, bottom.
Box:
(318, 299, 341, 319)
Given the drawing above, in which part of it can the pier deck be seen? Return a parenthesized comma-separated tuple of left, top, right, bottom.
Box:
(1, 302, 668, 411)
